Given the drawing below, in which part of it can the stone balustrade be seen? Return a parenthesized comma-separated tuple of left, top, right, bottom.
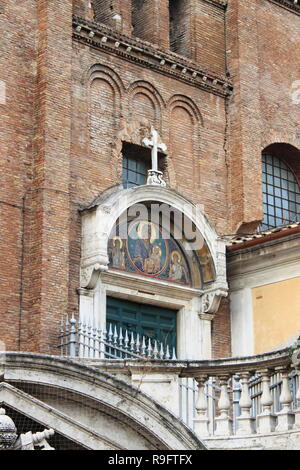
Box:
(80, 346, 300, 446)
(182, 348, 300, 439)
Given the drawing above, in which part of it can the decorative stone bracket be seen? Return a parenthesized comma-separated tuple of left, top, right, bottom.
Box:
(80, 263, 108, 290)
(200, 286, 228, 314)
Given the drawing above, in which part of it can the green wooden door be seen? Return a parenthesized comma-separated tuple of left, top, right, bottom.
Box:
(106, 297, 177, 352)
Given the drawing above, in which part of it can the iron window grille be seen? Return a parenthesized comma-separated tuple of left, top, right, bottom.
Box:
(260, 154, 300, 230)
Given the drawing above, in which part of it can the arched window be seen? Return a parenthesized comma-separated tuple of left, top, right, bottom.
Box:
(261, 154, 300, 230)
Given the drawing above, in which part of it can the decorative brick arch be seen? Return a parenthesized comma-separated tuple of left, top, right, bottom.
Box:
(87, 64, 125, 118)
(127, 80, 166, 131)
(167, 95, 203, 192)
(167, 94, 203, 126)
(87, 65, 125, 180)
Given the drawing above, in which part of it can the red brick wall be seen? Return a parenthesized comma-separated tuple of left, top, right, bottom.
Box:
(1, 0, 299, 358)
(192, 0, 226, 74)
(226, 0, 300, 233)
(93, 0, 132, 35)
(132, 0, 170, 48)
(0, 0, 37, 351)
(212, 298, 232, 359)
(169, 0, 191, 56)
(20, 0, 73, 354)
(169, 0, 226, 74)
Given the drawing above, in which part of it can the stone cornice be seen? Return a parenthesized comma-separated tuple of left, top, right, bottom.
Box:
(201, 0, 227, 9)
(78, 347, 291, 376)
(72, 16, 232, 98)
(267, 0, 300, 15)
(103, 269, 202, 302)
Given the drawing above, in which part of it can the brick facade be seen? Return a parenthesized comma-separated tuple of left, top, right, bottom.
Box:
(0, 0, 299, 357)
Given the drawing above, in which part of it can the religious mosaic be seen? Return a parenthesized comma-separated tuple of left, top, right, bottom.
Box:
(108, 219, 216, 287)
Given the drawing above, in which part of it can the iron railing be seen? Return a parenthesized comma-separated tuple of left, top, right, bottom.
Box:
(59, 315, 177, 361)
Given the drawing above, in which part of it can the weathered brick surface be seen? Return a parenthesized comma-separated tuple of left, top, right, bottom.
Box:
(0, 0, 36, 351)
(1, 0, 299, 357)
(132, 0, 170, 48)
(170, 0, 226, 74)
(212, 298, 232, 359)
(226, 0, 300, 233)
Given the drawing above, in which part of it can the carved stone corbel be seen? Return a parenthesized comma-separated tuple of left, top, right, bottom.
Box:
(80, 263, 108, 289)
(200, 286, 228, 314)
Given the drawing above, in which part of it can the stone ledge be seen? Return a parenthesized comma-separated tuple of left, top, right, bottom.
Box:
(267, 0, 300, 15)
(72, 16, 232, 98)
(203, 428, 300, 450)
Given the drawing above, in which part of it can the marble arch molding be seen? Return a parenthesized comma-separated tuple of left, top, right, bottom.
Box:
(79, 186, 228, 359)
(0, 353, 205, 450)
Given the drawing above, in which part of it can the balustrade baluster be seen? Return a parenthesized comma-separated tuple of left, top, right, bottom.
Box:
(291, 344, 300, 430)
(293, 366, 300, 429)
(194, 376, 210, 437)
(232, 375, 241, 434)
(236, 373, 256, 435)
(256, 369, 277, 433)
(275, 367, 294, 431)
(214, 375, 233, 436)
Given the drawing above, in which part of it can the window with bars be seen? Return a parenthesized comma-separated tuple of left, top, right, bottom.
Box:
(121, 142, 165, 189)
(261, 154, 300, 230)
(122, 156, 148, 188)
(122, 142, 150, 189)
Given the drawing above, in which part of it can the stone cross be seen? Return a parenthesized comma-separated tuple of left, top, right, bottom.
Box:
(143, 128, 167, 172)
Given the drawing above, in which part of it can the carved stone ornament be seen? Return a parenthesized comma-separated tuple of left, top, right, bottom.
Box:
(0, 407, 17, 449)
(147, 169, 167, 187)
(200, 287, 228, 314)
(0, 407, 55, 450)
(80, 263, 108, 289)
